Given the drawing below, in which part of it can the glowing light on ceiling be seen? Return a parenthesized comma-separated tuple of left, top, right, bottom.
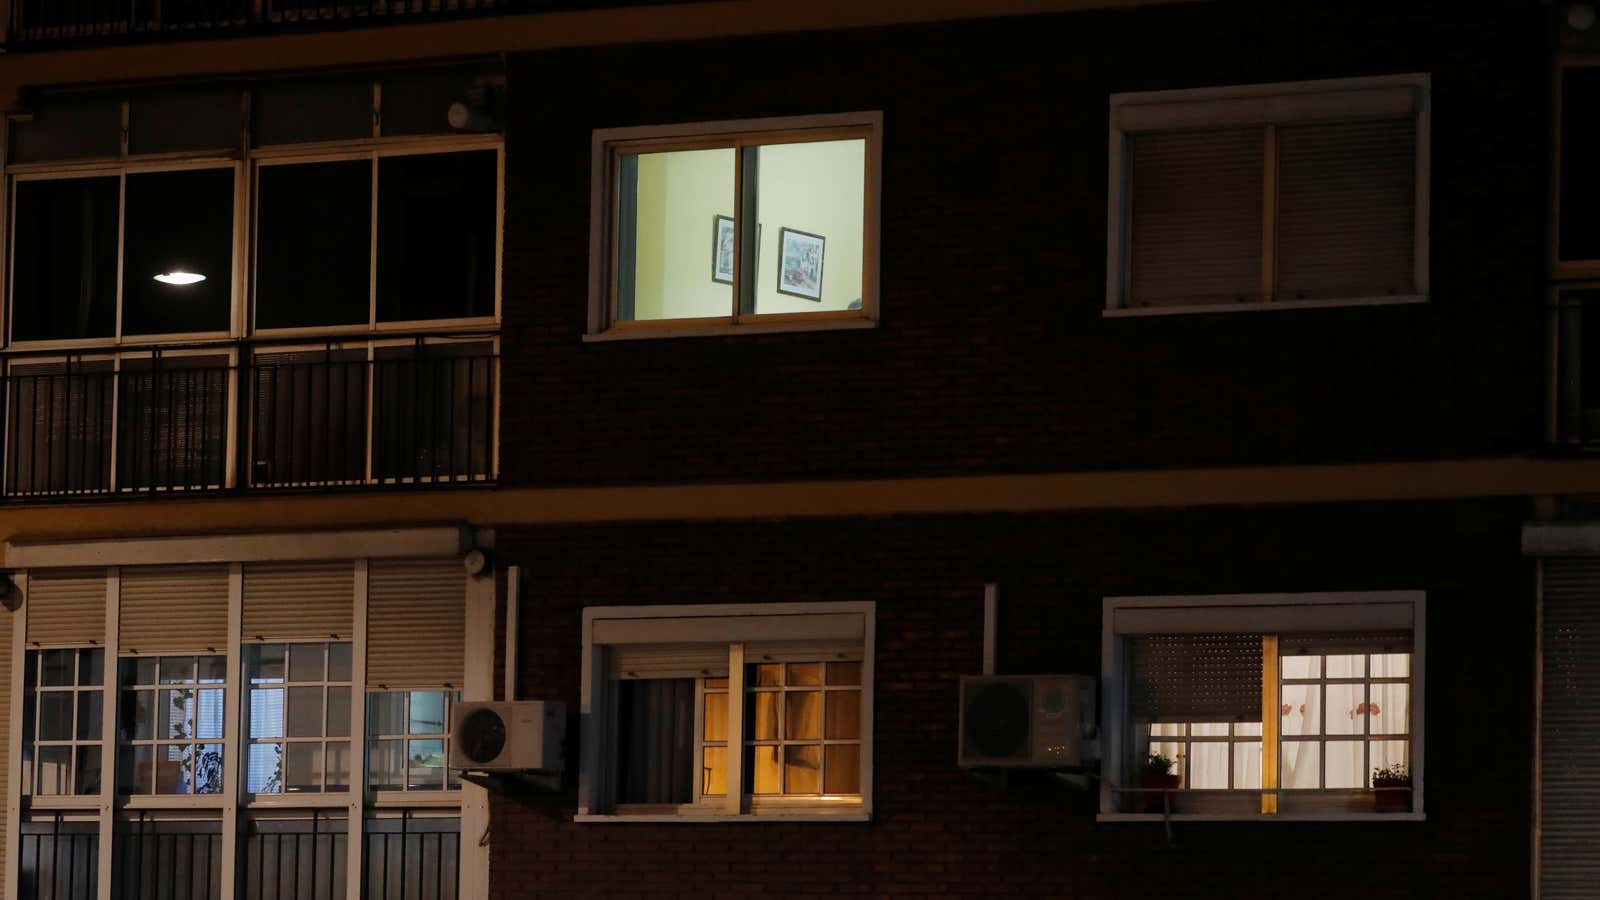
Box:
(153, 271, 206, 286)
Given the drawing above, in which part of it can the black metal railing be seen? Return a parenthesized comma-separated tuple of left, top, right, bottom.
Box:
(241, 814, 348, 900)
(364, 815, 458, 900)
(19, 818, 99, 900)
(0, 340, 498, 502)
(113, 817, 224, 900)
(1553, 287, 1600, 446)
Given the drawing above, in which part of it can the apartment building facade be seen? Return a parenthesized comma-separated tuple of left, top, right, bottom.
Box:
(0, 0, 1594, 897)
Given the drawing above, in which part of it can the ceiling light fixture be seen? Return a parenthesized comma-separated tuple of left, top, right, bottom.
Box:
(154, 271, 206, 286)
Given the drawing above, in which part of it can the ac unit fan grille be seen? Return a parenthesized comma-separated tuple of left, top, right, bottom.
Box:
(458, 707, 508, 765)
(965, 682, 1030, 758)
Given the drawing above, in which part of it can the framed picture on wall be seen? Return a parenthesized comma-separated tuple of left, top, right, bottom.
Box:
(777, 227, 825, 301)
(712, 214, 736, 284)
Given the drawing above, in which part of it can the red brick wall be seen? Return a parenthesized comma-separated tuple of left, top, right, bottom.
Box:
(496, 0, 1549, 489)
(487, 497, 1532, 898)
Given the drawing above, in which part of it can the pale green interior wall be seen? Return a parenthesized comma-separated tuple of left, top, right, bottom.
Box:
(627, 140, 865, 320)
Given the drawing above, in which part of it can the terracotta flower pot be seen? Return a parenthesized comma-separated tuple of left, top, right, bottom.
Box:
(1140, 772, 1182, 813)
(1373, 782, 1411, 813)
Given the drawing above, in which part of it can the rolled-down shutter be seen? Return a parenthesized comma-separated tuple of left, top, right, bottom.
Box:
(367, 558, 464, 689)
(1541, 558, 1600, 899)
(610, 645, 730, 680)
(242, 561, 354, 642)
(25, 569, 107, 646)
(1130, 633, 1263, 722)
(118, 565, 229, 654)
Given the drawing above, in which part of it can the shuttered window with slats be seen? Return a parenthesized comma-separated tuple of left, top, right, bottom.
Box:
(241, 561, 355, 642)
(1130, 633, 1263, 722)
(1541, 558, 1600, 899)
(118, 565, 229, 654)
(26, 569, 107, 647)
(367, 558, 464, 690)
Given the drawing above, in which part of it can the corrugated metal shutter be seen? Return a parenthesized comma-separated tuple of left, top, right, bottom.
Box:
(25, 569, 107, 647)
(1128, 127, 1265, 307)
(610, 645, 730, 680)
(1541, 558, 1600, 899)
(1276, 117, 1417, 301)
(118, 565, 229, 654)
(241, 561, 354, 642)
(0, 608, 12, 876)
(1130, 633, 1263, 722)
(367, 558, 464, 689)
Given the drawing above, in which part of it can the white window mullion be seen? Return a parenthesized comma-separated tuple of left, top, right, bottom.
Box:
(346, 560, 368, 900)
(724, 642, 745, 816)
(217, 563, 243, 900)
(4, 573, 28, 900)
(95, 569, 119, 900)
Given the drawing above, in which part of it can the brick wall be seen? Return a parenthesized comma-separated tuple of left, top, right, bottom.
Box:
(497, 0, 1549, 489)
(487, 497, 1532, 898)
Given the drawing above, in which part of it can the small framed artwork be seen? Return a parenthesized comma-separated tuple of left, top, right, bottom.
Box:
(712, 214, 736, 284)
(777, 227, 825, 301)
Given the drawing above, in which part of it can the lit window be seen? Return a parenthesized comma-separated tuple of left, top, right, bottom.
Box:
(21, 648, 105, 796)
(244, 642, 353, 794)
(366, 690, 462, 792)
(116, 655, 227, 795)
(589, 113, 880, 336)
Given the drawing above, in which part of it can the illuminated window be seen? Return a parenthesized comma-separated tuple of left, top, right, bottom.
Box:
(21, 648, 105, 796)
(116, 655, 227, 795)
(366, 690, 463, 792)
(244, 642, 354, 794)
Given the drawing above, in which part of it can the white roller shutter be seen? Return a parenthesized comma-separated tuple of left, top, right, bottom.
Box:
(118, 565, 229, 654)
(25, 569, 107, 647)
(609, 644, 730, 680)
(242, 561, 354, 642)
(367, 558, 464, 690)
(1541, 558, 1600, 899)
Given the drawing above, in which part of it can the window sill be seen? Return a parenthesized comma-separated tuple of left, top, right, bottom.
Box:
(1102, 295, 1427, 318)
(575, 810, 870, 824)
(1097, 812, 1424, 823)
(583, 317, 877, 342)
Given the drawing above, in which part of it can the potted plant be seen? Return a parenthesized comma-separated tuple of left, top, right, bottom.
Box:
(1372, 763, 1411, 813)
(1140, 751, 1181, 813)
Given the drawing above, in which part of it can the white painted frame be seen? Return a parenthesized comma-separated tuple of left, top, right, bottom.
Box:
(1098, 590, 1426, 822)
(577, 601, 875, 823)
(1103, 74, 1432, 317)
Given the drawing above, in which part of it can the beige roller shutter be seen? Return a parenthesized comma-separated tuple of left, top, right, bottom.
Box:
(367, 558, 464, 690)
(25, 569, 107, 647)
(1128, 127, 1265, 307)
(118, 565, 230, 654)
(1540, 558, 1600, 899)
(0, 607, 12, 876)
(242, 561, 355, 642)
(610, 645, 730, 680)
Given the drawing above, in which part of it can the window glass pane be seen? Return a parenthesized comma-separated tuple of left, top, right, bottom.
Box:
(251, 688, 284, 738)
(1280, 683, 1320, 736)
(124, 657, 158, 686)
(41, 649, 76, 686)
(749, 745, 780, 795)
(248, 645, 285, 684)
(73, 746, 101, 795)
(121, 690, 154, 740)
(1371, 682, 1410, 735)
(79, 649, 105, 687)
(198, 655, 227, 685)
(1370, 739, 1408, 778)
(77, 690, 102, 740)
(327, 687, 351, 738)
(1233, 741, 1263, 789)
(1280, 655, 1320, 679)
(786, 691, 822, 741)
(121, 168, 234, 335)
(285, 742, 323, 792)
(407, 739, 445, 790)
(747, 692, 779, 742)
(786, 663, 822, 686)
(155, 744, 192, 794)
(1326, 740, 1364, 789)
(784, 745, 822, 794)
(1188, 742, 1229, 790)
(1190, 722, 1230, 737)
(1325, 682, 1363, 736)
(194, 744, 224, 794)
(287, 687, 324, 738)
(368, 739, 403, 790)
(38, 692, 73, 741)
(376, 150, 497, 323)
(1370, 653, 1410, 678)
(11, 176, 119, 342)
(326, 742, 351, 792)
(825, 662, 861, 686)
(818, 746, 857, 797)
(752, 139, 865, 314)
(328, 644, 353, 683)
(701, 746, 726, 796)
(288, 644, 325, 683)
(1234, 721, 1263, 736)
(248, 743, 283, 794)
(159, 657, 195, 684)
(825, 690, 860, 741)
(1280, 740, 1320, 789)
(1325, 654, 1364, 678)
(196, 689, 224, 740)
(614, 147, 734, 323)
(409, 692, 447, 734)
(119, 745, 154, 794)
(1149, 722, 1185, 738)
(369, 693, 406, 735)
(702, 691, 727, 742)
(1562, 66, 1600, 261)
(752, 665, 782, 687)
(36, 746, 71, 795)
(255, 160, 373, 329)
(159, 689, 196, 739)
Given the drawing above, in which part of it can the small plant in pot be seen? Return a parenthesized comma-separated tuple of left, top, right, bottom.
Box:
(1372, 763, 1411, 813)
(1140, 751, 1181, 813)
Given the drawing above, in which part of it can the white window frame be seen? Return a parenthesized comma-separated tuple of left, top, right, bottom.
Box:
(585, 112, 883, 341)
(1104, 74, 1431, 317)
(20, 647, 107, 802)
(578, 601, 875, 823)
(114, 652, 230, 801)
(241, 640, 355, 799)
(1099, 590, 1425, 822)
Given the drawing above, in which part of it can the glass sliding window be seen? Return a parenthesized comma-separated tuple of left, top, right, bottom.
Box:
(254, 160, 373, 330)
(744, 661, 863, 797)
(1278, 641, 1412, 796)
(245, 642, 353, 794)
(376, 150, 498, 323)
(120, 168, 235, 336)
(367, 690, 461, 792)
(21, 648, 105, 797)
(614, 147, 735, 323)
(117, 655, 226, 795)
(11, 176, 119, 342)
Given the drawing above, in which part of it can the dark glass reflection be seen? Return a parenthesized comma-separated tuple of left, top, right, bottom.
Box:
(11, 176, 118, 341)
(376, 150, 496, 322)
(1563, 67, 1600, 262)
(121, 168, 235, 335)
(255, 160, 372, 329)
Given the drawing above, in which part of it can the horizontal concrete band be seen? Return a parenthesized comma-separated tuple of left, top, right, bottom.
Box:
(1, 456, 1593, 563)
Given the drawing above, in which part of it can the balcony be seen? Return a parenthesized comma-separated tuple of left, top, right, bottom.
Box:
(0, 339, 497, 502)
(1552, 286, 1600, 448)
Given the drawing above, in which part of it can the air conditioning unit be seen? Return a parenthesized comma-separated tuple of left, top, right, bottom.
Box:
(957, 675, 1095, 768)
(449, 701, 565, 773)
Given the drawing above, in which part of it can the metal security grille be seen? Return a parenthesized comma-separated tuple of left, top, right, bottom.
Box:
(1130, 633, 1263, 722)
(1540, 557, 1600, 899)
(241, 814, 348, 900)
(19, 819, 98, 900)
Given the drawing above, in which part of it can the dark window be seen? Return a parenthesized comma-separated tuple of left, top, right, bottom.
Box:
(9, 97, 122, 164)
(253, 79, 372, 147)
(376, 151, 496, 323)
(121, 169, 235, 336)
(616, 679, 694, 805)
(1563, 68, 1600, 263)
(255, 161, 373, 330)
(11, 177, 119, 342)
(130, 88, 242, 156)
(1556, 288, 1600, 444)
(371, 342, 495, 482)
